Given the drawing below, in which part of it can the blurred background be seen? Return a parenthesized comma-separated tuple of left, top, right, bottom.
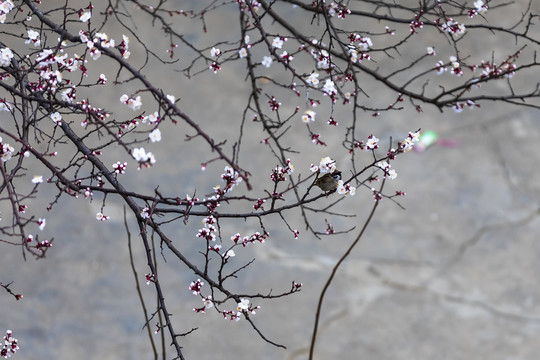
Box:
(1, 1, 540, 359)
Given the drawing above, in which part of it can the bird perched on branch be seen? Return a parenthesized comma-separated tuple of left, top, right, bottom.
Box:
(314, 170, 342, 192)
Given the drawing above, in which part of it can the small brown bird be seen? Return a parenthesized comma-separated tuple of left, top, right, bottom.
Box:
(314, 170, 342, 192)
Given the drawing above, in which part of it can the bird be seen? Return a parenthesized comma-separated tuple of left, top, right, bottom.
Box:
(314, 170, 342, 192)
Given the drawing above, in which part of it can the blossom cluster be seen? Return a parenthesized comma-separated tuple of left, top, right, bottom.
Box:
(409, 11, 424, 34)
(118, 93, 167, 170)
(311, 48, 331, 70)
(268, 96, 281, 111)
(0, 136, 15, 163)
(253, 198, 266, 211)
(469, 0, 488, 17)
(96, 212, 109, 221)
(336, 180, 356, 196)
(347, 33, 372, 63)
(190, 215, 268, 316)
(140, 207, 151, 219)
(25, 233, 52, 254)
(190, 282, 260, 320)
(235, 298, 259, 317)
(206, 13, 374, 111)
(313, 156, 336, 174)
(112, 161, 127, 174)
(36, 239, 52, 253)
(327, 2, 351, 18)
(0, 99, 10, 112)
(400, 130, 420, 152)
(1, 12, 139, 157)
(479, 60, 516, 80)
(301, 110, 316, 123)
(120, 94, 142, 111)
(366, 135, 379, 150)
(382, 130, 422, 164)
(189, 279, 204, 295)
(196, 215, 217, 242)
(376, 161, 398, 180)
(439, 19, 466, 37)
(1, 330, 18, 359)
(80, 31, 116, 61)
(218, 298, 260, 322)
(198, 167, 243, 213)
(432, 53, 502, 112)
(145, 273, 155, 285)
(306, 72, 319, 87)
(220, 166, 242, 192)
(452, 99, 479, 113)
(230, 231, 268, 247)
(0, 0, 14, 23)
(0, 47, 13, 67)
(270, 159, 294, 183)
(132, 147, 156, 169)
